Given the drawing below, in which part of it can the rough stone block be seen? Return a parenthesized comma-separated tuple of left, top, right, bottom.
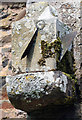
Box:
(6, 71, 74, 113)
(12, 2, 76, 73)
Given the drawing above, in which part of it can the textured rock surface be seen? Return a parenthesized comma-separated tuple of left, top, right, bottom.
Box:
(0, 3, 27, 119)
(6, 71, 74, 113)
(0, 1, 81, 119)
(12, 1, 76, 73)
(0, 85, 27, 119)
(0, 2, 26, 77)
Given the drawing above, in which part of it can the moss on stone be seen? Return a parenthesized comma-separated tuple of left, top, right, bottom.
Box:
(41, 37, 61, 58)
(38, 58, 46, 66)
(64, 96, 74, 104)
(57, 45, 79, 98)
(38, 37, 61, 66)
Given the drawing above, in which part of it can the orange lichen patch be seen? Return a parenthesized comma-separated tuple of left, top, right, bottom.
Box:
(1, 85, 8, 100)
(2, 91, 8, 100)
(1, 108, 27, 119)
(1, 101, 14, 109)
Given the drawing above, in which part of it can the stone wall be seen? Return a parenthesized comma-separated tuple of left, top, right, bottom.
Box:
(0, 3, 27, 119)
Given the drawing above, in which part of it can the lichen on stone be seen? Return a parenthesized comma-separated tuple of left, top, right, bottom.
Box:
(38, 37, 61, 66)
(38, 58, 46, 66)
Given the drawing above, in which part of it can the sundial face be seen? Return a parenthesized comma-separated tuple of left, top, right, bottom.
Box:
(60, 31, 77, 60)
(12, 1, 76, 73)
(56, 19, 77, 60)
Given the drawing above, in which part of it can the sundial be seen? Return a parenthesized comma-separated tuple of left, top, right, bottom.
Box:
(6, 0, 78, 115)
(12, 1, 76, 73)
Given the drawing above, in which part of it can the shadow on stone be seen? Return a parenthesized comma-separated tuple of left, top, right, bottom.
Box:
(28, 104, 81, 120)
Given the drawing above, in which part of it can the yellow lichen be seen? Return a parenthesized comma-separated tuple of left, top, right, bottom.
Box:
(46, 80, 50, 83)
(64, 96, 73, 104)
(26, 75, 34, 80)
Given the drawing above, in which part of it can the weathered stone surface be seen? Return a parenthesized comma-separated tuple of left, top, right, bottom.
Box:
(0, 4, 26, 76)
(0, 13, 10, 20)
(12, 2, 75, 73)
(0, 1, 81, 119)
(0, 84, 27, 119)
(0, 35, 11, 47)
(6, 71, 74, 113)
(15, 9, 26, 21)
(1, 47, 11, 53)
(0, 15, 11, 30)
(2, 56, 9, 68)
(0, 76, 6, 88)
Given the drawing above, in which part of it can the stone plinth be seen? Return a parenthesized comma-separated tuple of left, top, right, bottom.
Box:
(6, 71, 74, 113)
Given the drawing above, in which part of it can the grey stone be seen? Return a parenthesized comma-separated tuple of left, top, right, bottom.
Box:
(2, 57, 9, 68)
(0, 8, 4, 13)
(0, 76, 6, 88)
(8, 61, 12, 70)
(1, 47, 11, 53)
(4, 1, 81, 119)
(12, 1, 76, 73)
(6, 71, 74, 113)
(0, 13, 10, 20)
